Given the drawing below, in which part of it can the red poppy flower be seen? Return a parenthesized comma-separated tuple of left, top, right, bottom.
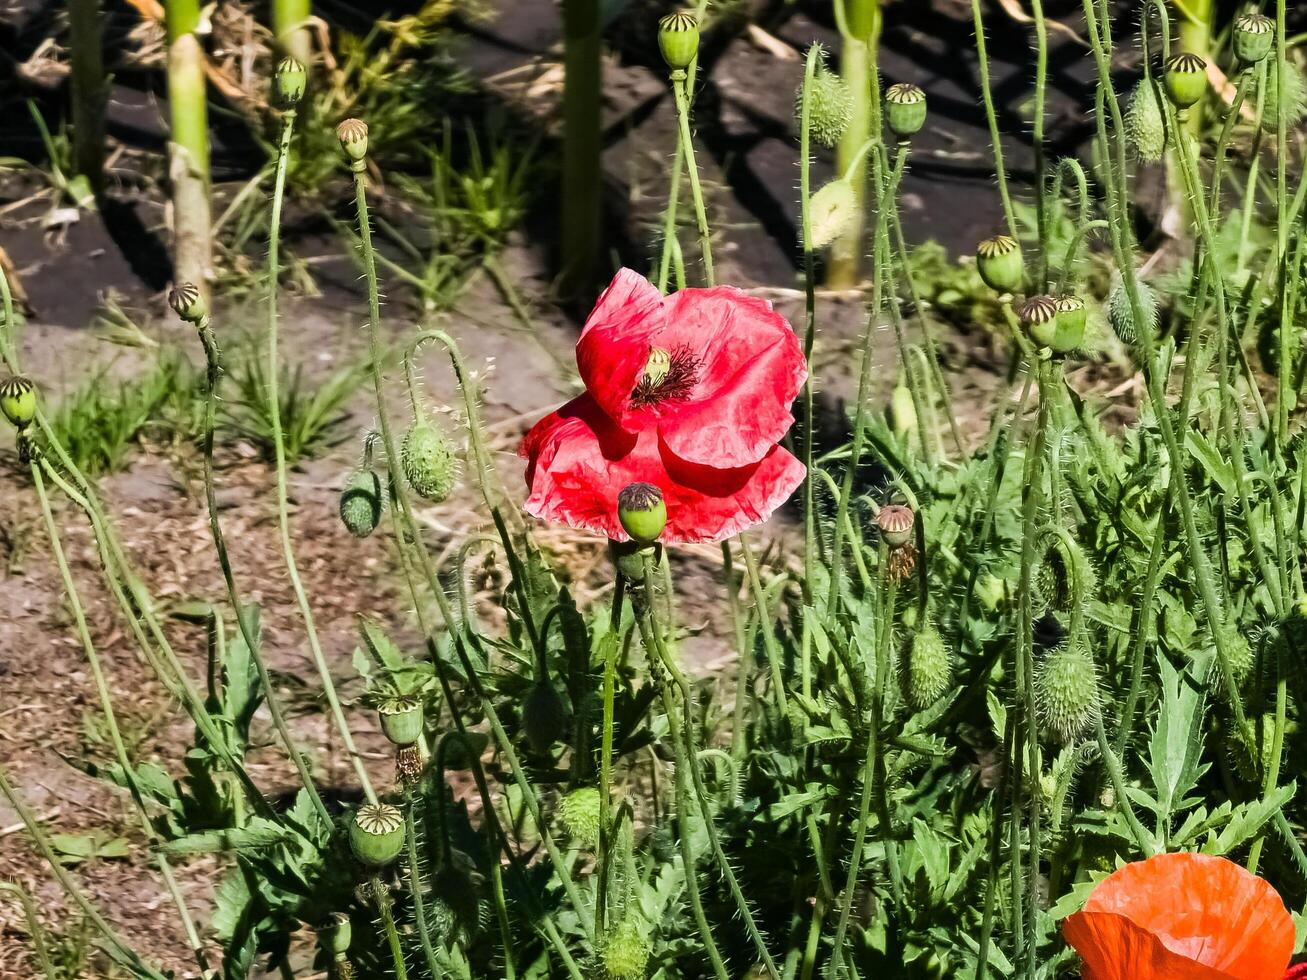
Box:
(1063, 853, 1295, 980)
(520, 269, 806, 543)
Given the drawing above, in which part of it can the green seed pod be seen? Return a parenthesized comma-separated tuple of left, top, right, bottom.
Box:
(401, 420, 459, 502)
(522, 680, 569, 754)
(1035, 642, 1100, 743)
(274, 57, 307, 109)
(377, 695, 423, 747)
(602, 916, 652, 980)
(658, 10, 700, 72)
(318, 912, 352, 957)
(1263, 59, 1307, 132)
(807, 178, 859, 249)
(1163, 53, 1208, 110)
(1020, 295, 1060, 348)
(975, 235, 1024, 293)
(1124, 81, 1168, 163)
(876, 504, 915, 550)
(339, 469, 384, 538)
(349, 804, 405, 867)
(1222, 632, 1256, 687)
(559, 786, 602, 850)
(168, 281, 207, 323)
(1035, 534, 1097, 615)
(889, 377, 917, 438)
(0, 375, 37, 430)
(1233, 14, 1274, 66)
(1051, 295, 1088, 353)
(797, 56, 853, 148)
(617, 482, 666, 545)
(904, 623, 952, 710)
(884, 83, 928, 140)
(1107, 274, 1159, 344)
(336, 118, 370, 163)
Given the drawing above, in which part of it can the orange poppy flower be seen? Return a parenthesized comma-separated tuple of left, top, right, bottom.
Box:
(1064, 853, 1295, 980)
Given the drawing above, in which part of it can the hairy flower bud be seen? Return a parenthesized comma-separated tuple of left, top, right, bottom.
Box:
(797, 53, 853, 148)
(1107, 274, 1159, 344)
(349, 804, 405, 866)
(807, 178, 859, 249)
(522, 680, 569, 754)
(1125, 81, 1168, 163)
(1035, 642, 1100, 743)
(402, 420, 459, 502)
(558, 786, 602, 849)
(903, 623, 952, 710)
(1263, 59, 1307, 132)
(602, 916, 652, 980)
(884, 83, 928, 140)
(339, 469, 384, 538)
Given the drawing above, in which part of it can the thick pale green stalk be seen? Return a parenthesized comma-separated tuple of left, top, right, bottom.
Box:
(828, 0, 880, 287)
(68, 0, 105, 195)
(266, 111, 376, 803)
(272, 0, 311, 64)
(799, 47, 820, 644)
(672, 72, 714, 285)
(559, 0, 602, 297)
(165, 0, 211, 294)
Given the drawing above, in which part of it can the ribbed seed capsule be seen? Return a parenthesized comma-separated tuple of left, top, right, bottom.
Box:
(975, 235, 1024, 292)
(1233, 14, 1274, 66)
(1020, 295, 1059, 348)
(349, 804, 405, 866)
(1163, 53, 1208, 110)
(1051, 295, 1087, 353)
(657, 10, 699, 71)
(876, 504, 915, 549)
(377, 695, 423, 746)
(337, 118, 369, 163)
(617, 482, 666, 544)
(884, 83, 928, 140)
(168, 281, 206, 322)
(0, 375, 37, 429)
(274, 57, 307, 108)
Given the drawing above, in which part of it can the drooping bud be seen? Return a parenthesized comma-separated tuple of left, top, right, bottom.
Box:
(401, 419, 459, 502)
(1019, 295, 1060, 349)
(339, 469, 384, 538)
(1263, 59, 1307, 133)
(558, 786, 602, 849)
(975, 235, 1024, 293)
(807, 178, 859, 249)
(1051, 295, 1088, 353)
(796, 52, 853, 148)
(274, 57, 307, 109)
(430, 865, 481, 944)
(889, 377, 917, 437)
(1107, 274, 1159, 344)
(336, 118, 370, 164)
(168, 281, 207, 323)
(1035, 642, 1100, 743)
(617, 482, 666, 545)
(1124, 81, 1168, 163)
(1, 375, 37, 430)
(658, 10, 700, 72)
(602, 916, 653, 980)
(1163, 53, 1208, 111)
(523, 680, 569, 754)
(903, 623, 952, 710)
(1233, 14, 1274, 66)
(876, 503, 915, 550)
(884, 83, 928, 140)
(349, 804, 405, 866)
(377, 695, 423, 747)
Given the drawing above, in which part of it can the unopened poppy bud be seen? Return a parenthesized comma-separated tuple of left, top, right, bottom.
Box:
(903, 623, 952, 710)
(1263, 59, 1307, 132)
(1107, 275, 1159, 344)
(884, 83, 927, 141)
(274, 57, 307, 109)
(1, 375, 37, 430)
(1051, 295, 1088, 353)
(401, 420, 459, 502)
(337, 118, 370, 164)
(658, 10, 700, 72)
(168, 281, 207, 323)
(1163, 53, 1207, 111)
(349, 804, 405, 866)
(1124, 81, 1168, 162)
(796, 54, 853, 148)
(602, 916, 652, 980)
(975, 236, 1024, 293)
(807, 178, 859, 249)
(523, 680, 569, 754)
(889, 378, 917, 437)
(339, 469, 384, 538)
(1035, 642, 1100, 742)
(974, 572, 1007, 611)
(618, 482, 666, 544)
(876, 503, 915, 549)
(1020, 295, 1060, 348)
(1233, 14, 1274, 66)
(377, 695, 423, 746)
(558, 786, 602, 849)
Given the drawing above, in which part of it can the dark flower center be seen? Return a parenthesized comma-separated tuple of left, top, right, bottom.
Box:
(630, 345, 698, 407)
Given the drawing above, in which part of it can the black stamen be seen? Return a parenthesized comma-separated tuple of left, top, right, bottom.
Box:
(631, 345, 699, 407)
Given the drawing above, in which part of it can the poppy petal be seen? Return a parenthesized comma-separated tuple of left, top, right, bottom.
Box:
(520, 395, 805, 543)
(576, 269, 666, 426)
(1065, 910, 1233, 980)
(655, 284, 807, 467)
